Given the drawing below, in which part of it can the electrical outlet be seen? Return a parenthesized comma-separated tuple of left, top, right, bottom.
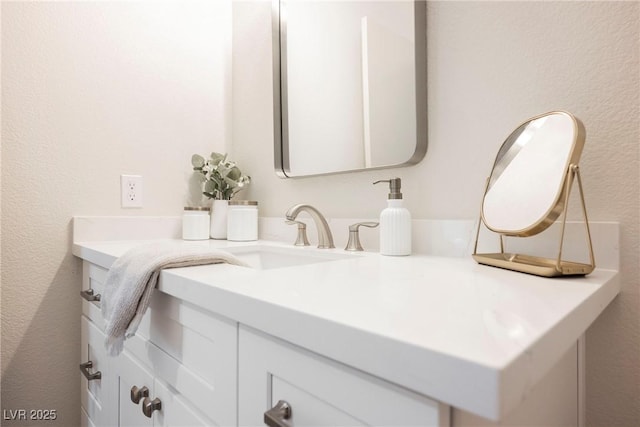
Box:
(121, 175, 143, 208)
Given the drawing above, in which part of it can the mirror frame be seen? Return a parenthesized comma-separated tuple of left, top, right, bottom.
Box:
(272, 0, 428, 178)
(473, 111, 595, 277)
(480, 111, 586, 237)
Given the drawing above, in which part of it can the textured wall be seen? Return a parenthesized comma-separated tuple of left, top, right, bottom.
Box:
(233, 1, 639, 425)
(1, 2, 231, 425)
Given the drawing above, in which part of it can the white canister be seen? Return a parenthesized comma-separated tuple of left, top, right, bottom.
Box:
(182, 207, 211, 240)
(227, 201, 258, 241)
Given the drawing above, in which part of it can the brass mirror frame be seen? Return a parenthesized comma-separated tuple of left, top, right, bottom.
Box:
(473, 111, 596, 277)
(272, 0, 428, 178)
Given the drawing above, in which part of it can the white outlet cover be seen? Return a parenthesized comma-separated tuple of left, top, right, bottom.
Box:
(121, 174, 143, 208)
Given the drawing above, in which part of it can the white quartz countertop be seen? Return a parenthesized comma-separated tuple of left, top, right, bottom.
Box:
(72, 238, 620, 421)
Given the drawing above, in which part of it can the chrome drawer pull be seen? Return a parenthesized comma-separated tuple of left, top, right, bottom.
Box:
(264, 400, 292, 427)
(79, 361, 102, 381)
(142, 397, 162, 418)
(80, 289, 101, 302)
(130, 385, 149, 404)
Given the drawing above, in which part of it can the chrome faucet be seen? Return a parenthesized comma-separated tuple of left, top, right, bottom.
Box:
(285, 204, 335, 249)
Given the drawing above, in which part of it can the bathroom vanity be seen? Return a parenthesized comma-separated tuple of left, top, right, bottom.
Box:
(73, 218, 619, 427)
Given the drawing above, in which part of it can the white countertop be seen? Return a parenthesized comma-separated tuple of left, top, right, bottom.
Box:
(72, 238, 619, 421)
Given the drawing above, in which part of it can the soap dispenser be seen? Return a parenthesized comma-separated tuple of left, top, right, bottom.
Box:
(373, 178, 412, 256)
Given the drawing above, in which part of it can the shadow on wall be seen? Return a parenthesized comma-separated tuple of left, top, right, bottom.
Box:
(1, 221, 82, 427)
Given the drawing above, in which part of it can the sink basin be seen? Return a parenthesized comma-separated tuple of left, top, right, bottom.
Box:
(223, 245, 354, 270)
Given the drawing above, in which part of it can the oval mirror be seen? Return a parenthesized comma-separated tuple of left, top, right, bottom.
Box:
(481, 111, 586, 236)
(473, 111, 595, 277)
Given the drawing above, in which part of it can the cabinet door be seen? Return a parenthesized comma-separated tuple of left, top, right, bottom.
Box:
(129, 291, 238, 426)
(153, 380, 211, 427)
(81, 408, 97, 427)
(118, 348, 221, 427)
(117, 351, 154, 427)
(239, 326, 449, 427)
(80, 316, 116, 427)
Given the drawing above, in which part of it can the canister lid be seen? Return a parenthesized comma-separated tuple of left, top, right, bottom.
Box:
(229, 200, 258, 206)
(184, 206, 210, 211)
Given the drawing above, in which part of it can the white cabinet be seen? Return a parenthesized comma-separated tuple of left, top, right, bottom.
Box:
(239, 325, 450, 427)
(80, 259, 577, 427)
(81, 408, 98, 427)
(80, 261, 237, 427)
(80, 315, 117, 427)
(115, 349, 216, 427)
(80, 260, 449, 427)
(153, 379, 213, 427)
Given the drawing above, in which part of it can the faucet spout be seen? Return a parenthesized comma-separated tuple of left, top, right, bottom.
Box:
(285, 204, 335, 249)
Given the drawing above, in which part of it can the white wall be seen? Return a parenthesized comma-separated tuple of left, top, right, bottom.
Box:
(1, 1, 231, 425)
(233, 1, 639, 425)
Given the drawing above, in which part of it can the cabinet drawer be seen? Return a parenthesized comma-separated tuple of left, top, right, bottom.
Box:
(80, 315, 116, 427)
(81, 262, 108, 328)
(154, 379, 214, 427)
(239, 326, 450, 427)
(124, 296, 238, 427)
(80, 407, 97, 427)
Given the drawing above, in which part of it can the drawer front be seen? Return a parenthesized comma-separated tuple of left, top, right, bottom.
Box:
(80, 407, 97, 427)
(124, 294, 238, 427)
(154, 379, 213, 427)
(117, 351, 155, 427)
(239, 326, 449, 427)
(80, 315, 116, 427)
(82, 262, 107, 329)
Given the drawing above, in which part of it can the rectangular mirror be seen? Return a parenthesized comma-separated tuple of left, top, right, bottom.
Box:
(273, 0, 427, 178)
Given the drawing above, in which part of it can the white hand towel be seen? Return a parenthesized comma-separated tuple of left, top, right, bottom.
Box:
(102, 241, 247, 356)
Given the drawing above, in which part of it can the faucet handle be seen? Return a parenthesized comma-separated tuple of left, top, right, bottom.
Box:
(345, 222, 379, 251)
(285, 220, 310, 246)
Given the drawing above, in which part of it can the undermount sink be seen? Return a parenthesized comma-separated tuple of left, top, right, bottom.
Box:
(223, 245, 354, 270)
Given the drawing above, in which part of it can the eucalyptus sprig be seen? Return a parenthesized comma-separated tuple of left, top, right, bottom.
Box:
(192, 152, 251, 200)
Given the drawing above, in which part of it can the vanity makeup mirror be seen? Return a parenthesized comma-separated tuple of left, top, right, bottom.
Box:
(473, 111, 595, 277)
(273, 0, 427, 177)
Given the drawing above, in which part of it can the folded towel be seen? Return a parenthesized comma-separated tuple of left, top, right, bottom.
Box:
(102, 241, 247, 356)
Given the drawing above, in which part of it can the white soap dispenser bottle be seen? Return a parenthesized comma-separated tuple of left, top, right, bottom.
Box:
(373, 178, 411, 256)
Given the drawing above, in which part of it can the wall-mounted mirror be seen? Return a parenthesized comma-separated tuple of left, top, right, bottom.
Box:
(273, 0, 427, 178)
(473, 111, 595, 277)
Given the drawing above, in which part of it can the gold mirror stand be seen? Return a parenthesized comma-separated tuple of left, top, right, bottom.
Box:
(473, 164, 596, 277)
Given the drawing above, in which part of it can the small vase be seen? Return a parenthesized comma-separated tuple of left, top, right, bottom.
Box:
(210, 199, 229, 239)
